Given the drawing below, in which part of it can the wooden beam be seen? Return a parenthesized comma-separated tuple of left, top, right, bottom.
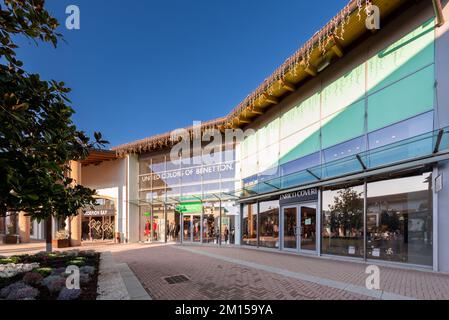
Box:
(263, 93, 279, 104)
(300, 61, 317, 77)
(249, 107, 264, 115)
(278, 79, 296, 92)
(238, 116, 251, 124)
(330, 35, 344, 58)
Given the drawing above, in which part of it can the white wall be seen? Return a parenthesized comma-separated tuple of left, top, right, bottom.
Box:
(81, 158, 127, 240)
(126, 154, 139, 243)
(436, 0, 449, 273)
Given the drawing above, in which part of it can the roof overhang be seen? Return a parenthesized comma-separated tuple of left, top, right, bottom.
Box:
(113, 0, 426, 157)
(80, 149, 118, 166)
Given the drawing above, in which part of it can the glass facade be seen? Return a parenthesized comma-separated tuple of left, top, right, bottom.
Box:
(322, 185, 365, 257)
(138, 143, 240, 244)
(242, 203, 257, 246)
(258, 200, 280, 248)
(366, 172, 433, 266)
(320, 171, 433, 267)
(238, 19, 436, 193)
(131, 18, 439, 269)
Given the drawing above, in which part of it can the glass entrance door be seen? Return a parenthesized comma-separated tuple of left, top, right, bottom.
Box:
(183, 215, 191, 242)
(282, 203, 317, 252)
(182, 214, 201, 242)
(283, 207, 298, 251)
(300, 205, 317, 251)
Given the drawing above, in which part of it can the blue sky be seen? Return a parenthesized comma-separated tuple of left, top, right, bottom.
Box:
(16, 0, 348, 147)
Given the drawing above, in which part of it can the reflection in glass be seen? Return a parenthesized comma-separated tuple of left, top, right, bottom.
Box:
(281, 152, 320, 176)
(283, 207, 297, 249)
(300, 205, 317, 251)
(183, 215, 191, 242)
(258, 200, 279, 248)
(242, 203, 257, 246)
(367, 172, 433, 266)
(322, 185, 364, 257)
(368, 111, 433, 149)
(323, 136, 366, 163)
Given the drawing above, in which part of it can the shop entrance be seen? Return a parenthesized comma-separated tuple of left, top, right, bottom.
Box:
(281, 203, 317, 253)
(182, 214, 201, 243)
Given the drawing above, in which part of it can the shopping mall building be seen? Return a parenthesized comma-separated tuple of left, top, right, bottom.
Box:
(2, 0, 449, 273)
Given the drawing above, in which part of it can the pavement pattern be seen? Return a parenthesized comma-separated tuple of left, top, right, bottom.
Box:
(3, 242, 449, 300)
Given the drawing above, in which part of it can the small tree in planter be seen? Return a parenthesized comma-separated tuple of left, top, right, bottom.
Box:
(0, 0, 108, 251)
(3, 224, 18, 244)
(52, 230, 70, 249)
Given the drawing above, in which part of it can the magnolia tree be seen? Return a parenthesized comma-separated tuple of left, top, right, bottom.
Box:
(0, 0, 107, 250)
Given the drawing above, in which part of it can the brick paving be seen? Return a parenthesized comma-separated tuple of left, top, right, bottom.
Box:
(3, 242, 449, 300)
(113, 245, 371, 300)
(179, 245, 449, 300)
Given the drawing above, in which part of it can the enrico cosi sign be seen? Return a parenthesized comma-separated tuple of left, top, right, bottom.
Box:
(279, 188, 318, 205)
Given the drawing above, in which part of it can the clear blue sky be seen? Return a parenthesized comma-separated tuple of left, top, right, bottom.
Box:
(16, 0, 348, 147)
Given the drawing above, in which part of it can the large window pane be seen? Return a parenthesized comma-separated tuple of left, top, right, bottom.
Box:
(280, 152, 320, 176)
(367, 172, 433, 266)
(368, 111, 434, 149)
(367, 65, 434, 132)
(242, 203, 257, 246)
(322, 185, 364, 257)
(258, 200, 279, 248)
(367, 18, 435, 94)
(321, 64, 365, 119)
(280, 93, 320, 139)
(279, 123, 320, 164)
(323, 136, 366, 163)
(321, 100, 365, 149)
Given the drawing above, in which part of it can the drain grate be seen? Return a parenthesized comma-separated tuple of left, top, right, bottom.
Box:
(164, 274, 190, 285)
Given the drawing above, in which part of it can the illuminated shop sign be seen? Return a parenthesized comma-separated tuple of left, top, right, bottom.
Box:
(279, 188, 318, 205)
(84, 209, 115, 217)
(141, 162, 234, 183)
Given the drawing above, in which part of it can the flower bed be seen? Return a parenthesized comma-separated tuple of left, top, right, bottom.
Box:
(0, 250, 100, 300)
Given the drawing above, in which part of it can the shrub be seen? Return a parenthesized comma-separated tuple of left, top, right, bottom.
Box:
(6, 285, 39, 300)
(35, 267, 53, 277)
(51, 267, 67, 276)
(23, 272, 44, 286)
(0, 258, 14, 265)
(57, 288, 81, 300)
(80, 266, 95, 276)
(42, 275, 66, 293)
(0, 281, 29, 298)
(79, 250, 96, 258)
(66, 250, 79, 258)
(80, 273, 90, 285)
(67, 258, 85, 267)
(0, 256, 20, 264)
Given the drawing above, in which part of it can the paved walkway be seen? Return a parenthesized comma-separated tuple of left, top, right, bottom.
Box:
(112, 244, 449, 300)
(3, 242, 449, 300)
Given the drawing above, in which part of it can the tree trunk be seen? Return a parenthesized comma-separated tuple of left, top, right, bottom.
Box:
(45, 217, 52, 252)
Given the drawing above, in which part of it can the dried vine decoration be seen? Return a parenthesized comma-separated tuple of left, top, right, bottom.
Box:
(357, 0, 363, 21)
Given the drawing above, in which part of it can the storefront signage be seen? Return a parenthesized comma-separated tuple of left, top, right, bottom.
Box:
(84, 209, 115, 217)
(175, 202, 203, 214)
(141, 162, 235, 183)
(279, 188, 318, 205)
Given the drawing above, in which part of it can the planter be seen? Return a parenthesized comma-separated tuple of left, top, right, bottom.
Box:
(2, 235, 19, 244)
(52, 239, 70, 248)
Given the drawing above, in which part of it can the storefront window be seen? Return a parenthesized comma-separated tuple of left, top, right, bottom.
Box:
(367, 172, 433, 266)
(258, 200, 280, 248)
(322, 185, 364, 257)
(0, 216, 6, 234)
(242, 203, 257, 246)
